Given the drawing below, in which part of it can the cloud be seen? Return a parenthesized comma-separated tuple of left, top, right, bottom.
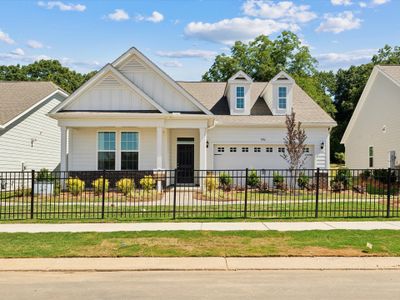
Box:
(242, 0, 317, 23)
(136, 11, 164, 23)
(316, 48, 377, 69)
(37, 1, 86, 12)
(316, 11, 361, 34)
(331, 0, 353, 5)
(107, 9, 129, 21)
(0, 30, 15, 44)
(372, 0, 390, 5)
(359, 1, 367, 7)
(185, 17, 299, 45)
(27, 40, 44, 49)
(156, 49, 218, 59)
(359, 0, 389, 7)
(11, 48, 25, 56)
(162, 61, 183, 68)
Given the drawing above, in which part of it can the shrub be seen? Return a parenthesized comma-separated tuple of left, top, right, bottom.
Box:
(372, 169, 397, 184)
(257, 182, 269, 193)
(205, 174, 219, 192)
(116, 178, 135, 196)
(297, 172, 309, 189)
(247, 169, 261, 188)
(334, 167, 352, 190)
(331, 180, 343, 192)
(36, 168, 53, 182)
(334, 152, 345, 164)
(359, 170, 371, 181)
(66, 177, 85, 196)
(140, 175, 155, 192)
(273, 172, 285, 190)
(219, 172, 233, 190)
(92, 177, 109, 195)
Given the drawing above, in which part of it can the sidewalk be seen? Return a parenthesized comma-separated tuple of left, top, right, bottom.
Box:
(0, 221, 400, 233)
(1, 257, 400, 271)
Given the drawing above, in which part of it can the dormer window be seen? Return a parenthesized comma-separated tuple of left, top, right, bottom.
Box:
(236, 86, 245, 109)
(278, 86, 287, 109)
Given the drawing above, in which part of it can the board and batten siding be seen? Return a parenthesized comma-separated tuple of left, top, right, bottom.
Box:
(0, 96, 63, 171)
(345, 71, 400, 169)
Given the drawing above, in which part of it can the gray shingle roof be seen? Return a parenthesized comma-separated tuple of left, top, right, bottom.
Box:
(378, 65, 400, 85)
(178, 81, 336, 125)
(0, 81, 60, 126)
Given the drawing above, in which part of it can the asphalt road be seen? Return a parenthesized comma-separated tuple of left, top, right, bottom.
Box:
(0, 270, 399, 299)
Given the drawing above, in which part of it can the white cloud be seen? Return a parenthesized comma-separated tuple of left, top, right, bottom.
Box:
(359, 0, 389, 7)
(185, 17, 299, 45)
(359, 1, 367, 7)
(331, 0, 353, 5)
(156, 49, 217, 59)
(107, 9, 129, 21)
(37, 1, 86, 12)
(11, 48, 25, 56)
(27, 40, 44, 49)
(0, 30, 15, 44)
(372, 0, 390, 5)
(316, 11, 361, 34)
(136, 11, 164, 23)
(162, 61, 183, 68)
(316, 48, 376, 69)
(242, 0, 317, 23)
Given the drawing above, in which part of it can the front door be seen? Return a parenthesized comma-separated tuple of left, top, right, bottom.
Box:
(177, 143, 194, 184)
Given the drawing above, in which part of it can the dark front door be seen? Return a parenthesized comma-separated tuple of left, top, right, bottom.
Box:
(177, 144, 194, 184)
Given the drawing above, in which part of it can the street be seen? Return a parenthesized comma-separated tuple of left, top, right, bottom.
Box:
(0, 270, 399, 299)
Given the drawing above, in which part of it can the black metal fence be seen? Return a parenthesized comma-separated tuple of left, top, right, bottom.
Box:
(0, 168, 399, 220)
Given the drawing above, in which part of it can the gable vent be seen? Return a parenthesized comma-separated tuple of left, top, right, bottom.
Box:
(120, 57, 147, 73)
(97, 75, 120, 88)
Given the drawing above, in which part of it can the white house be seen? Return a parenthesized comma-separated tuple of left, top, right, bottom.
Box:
(0, 82, 68, 171)
(341, 65, 400, 169)
(49, 48, 335, 183)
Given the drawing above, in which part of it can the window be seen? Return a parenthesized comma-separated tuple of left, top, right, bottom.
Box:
(266, 147, 273, 153)
(254, 147, 261, 153)
(303, 147, 310, 153)
(242, 147, 249, 152)
(236, 86, 245, 109)
(230, 147, 237, 152)
(98, 132, 116, 170)
(278, 147, 285, 153)
(369, 146, 374, 168)
(278, 86, 287, 109)
(217, 147, 225, 153)
(121, 132, 139, 170)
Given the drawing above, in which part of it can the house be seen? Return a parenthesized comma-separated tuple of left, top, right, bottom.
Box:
(0, 82, 68, 171)
(342, 65, 400, 169)
(49, 48, 335, 183)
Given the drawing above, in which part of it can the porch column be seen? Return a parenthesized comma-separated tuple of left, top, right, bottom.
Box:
(199, 127, 207, 170)
(156, 126, 163, 169)
(60, 126, 67, 172)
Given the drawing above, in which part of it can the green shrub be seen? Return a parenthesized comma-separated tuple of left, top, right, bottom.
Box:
(92, 177, 109, 195)
(360, 170, 371, 181)
(334, 152, 345, 164)
(273, 172, 285, 189)
(297, 172, 309, 189)
(366, 183, 399, 195)
(205, 174, 219, 192)
(372, 169, 397, 184)
(116, 178, 135, 196)
(36, 168, 53, 182)
(334, 168, 352, 190)
(140, 175, 155, 192)
(66, 177, 85, 196)
(247, 170, 261, 188)
(219, 172, 233, 190)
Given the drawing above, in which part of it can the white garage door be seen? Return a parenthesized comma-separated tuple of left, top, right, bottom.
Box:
(213, 145, 314, 170)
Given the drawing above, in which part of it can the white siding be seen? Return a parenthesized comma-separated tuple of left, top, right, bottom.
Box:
(345, 72, 400, 169)
(0, 98, 62, 171)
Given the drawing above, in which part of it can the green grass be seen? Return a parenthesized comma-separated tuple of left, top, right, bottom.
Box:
(0, 230, 399, 258)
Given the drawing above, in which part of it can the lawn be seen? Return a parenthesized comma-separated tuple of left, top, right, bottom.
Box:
(0, 230, 400, 258)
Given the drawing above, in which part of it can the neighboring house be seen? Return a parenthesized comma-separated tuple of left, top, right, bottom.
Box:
(342, 65, 400, 169)
(0, 82, 68, 171)
(49, 48, 335, 183)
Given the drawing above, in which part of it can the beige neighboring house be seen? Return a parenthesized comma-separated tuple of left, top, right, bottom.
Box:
(49, 48, 335, 183)
(342, 65, 400, 169)
(0, 82, 68, 171)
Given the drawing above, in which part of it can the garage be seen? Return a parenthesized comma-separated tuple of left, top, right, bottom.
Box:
(213, 144, 314, 170)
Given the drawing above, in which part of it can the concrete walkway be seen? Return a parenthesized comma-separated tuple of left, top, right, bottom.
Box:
(0, 221, 400, 233)
(1, 257, 400, 271)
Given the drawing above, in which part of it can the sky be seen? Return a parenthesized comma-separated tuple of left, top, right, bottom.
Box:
(0, 0, 399, 80)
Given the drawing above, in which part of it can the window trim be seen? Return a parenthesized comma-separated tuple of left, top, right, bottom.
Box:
(97, 131, 116, 171)
(369, 145, 374, 168)
(120, 131, 140, 170)
(278, 86, 287, 110)
(236, 86, 245, 110)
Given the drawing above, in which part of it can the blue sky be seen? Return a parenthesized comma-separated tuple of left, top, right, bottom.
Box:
(0, 0, 399, 80)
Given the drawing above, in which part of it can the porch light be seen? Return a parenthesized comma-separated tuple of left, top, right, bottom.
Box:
(320, 142, 325, 150)
(206, 141, 209, 148)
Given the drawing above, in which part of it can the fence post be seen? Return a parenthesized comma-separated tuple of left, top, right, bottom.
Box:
(101, 169, 106, 219)
(30, 169, 35, 219)
(173, 169, 177, 220)
(244, 168, 248, 218)
(315, 168, 320, 218)
(386, 168, 392, 218)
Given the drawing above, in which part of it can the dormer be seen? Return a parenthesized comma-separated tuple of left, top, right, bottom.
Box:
(264, 71, 294, 115)
(225, 71, 253, 115)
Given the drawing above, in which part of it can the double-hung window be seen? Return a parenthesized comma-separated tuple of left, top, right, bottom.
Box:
(98, 132, 116, 170)
(369, 146, 374, 168)
(121, 132, 139, 170)
(236, 86, 245, 109)
(278, 87, 287, 109)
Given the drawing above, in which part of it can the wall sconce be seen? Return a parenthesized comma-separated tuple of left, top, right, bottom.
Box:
(320, 142, 325, 150)
(206, 141, 209, 148)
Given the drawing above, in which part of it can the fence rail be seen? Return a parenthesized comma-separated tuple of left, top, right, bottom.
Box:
(0, 168, 399, 220)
